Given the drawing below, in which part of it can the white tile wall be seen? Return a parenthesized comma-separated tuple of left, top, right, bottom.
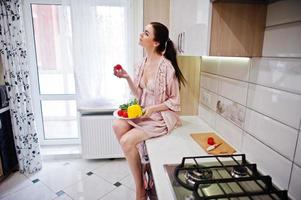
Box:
(199, 88, 218, 111)
(289, 164, 301, 200)
(247, 84, 301, 129)
(202, 56, 250, 81)
(217, 96, 245, 128)
(200, 72, 218, 93)
(199, 12, 301, 197)
(215, 114, 243, 151)
(266, 0, 301, 27)
(198, 104, 216, 129)
(294, 132, 301, 166)
(200, 57, 218, 74)
(263, 23, 301, 57)
(250, 58, 301, 94)
(217, 76, 248, 105)
(242, 133, 293, 190)
(244, 109, 298, 160)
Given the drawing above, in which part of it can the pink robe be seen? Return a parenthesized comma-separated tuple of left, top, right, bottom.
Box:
(128, 56, 181, 139)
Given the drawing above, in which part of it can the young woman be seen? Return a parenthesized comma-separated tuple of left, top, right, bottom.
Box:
(113, 22, 186, 200)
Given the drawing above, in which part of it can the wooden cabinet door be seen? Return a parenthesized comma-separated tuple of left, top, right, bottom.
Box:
(210, 2, 267, 57)
(143, 0, 170, 27)
(177, 56, 201, 115)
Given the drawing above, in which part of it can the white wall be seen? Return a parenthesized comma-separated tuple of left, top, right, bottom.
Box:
(199, 1, 301, 199)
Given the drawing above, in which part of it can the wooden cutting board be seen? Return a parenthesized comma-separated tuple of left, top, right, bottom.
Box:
(191, 132, 236, 155)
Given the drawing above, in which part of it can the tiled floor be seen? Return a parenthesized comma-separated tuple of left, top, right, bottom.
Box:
(0, 158, 136, 200)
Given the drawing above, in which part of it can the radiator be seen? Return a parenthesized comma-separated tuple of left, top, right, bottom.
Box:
(79, 114, 124, 159)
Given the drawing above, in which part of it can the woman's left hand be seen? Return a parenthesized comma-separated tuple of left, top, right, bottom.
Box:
(142, 106, 156, 118)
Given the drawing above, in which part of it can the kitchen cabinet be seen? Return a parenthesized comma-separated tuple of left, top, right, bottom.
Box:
(177, 56, 201, 115)
(170, 0, 267, 57)
(143, 0, 170, 27)
(210, 2, 266, 57)
(170, 0, 211, 56)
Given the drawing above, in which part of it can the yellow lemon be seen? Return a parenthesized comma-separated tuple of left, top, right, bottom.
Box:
(127, 104, 143, 118)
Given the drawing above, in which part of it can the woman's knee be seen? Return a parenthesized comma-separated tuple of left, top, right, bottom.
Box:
(112, 120, 129, 135)
(120, 135, 136, 153)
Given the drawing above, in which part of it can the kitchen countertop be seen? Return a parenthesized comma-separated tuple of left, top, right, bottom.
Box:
(145, 116, 217, 200)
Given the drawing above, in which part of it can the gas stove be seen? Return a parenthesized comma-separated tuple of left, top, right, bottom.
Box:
(164, 154, 288, 200)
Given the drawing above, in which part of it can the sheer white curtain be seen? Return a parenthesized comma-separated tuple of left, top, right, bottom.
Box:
(60, 0, 142, 108)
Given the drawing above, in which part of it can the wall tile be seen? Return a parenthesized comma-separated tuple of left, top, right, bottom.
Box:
(294, 131, 301, 166)
(200, 72, 218, 93)
(215, 114, 243, 151)
(200, 57, 218, 74)
(263, 23, 301, 57)
(266, 0, 301, 27)
(198, 105, 216, 129)
(244, 109, 298, 161)
(242, 133, 292, 190)
(202, 56, 250, 81)
(200, 88, 218, 111)
(218, 76, 248, 105)
(216, 96, 245, 128)
(247, 84, 301, 129)
(250, 57, 301, 94)
(289, 164, 301, 200)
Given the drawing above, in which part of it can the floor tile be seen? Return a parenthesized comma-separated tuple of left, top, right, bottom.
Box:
(0, 172, 33, 199)
(99, 185, 135, 200)
(29, 163, 88, 192)
(53, 194, 73, 200)
(66, 158, 107, 173)
(24, 159, 68, 181)
(120, 175, 135, 191)
(1, 158, 132, 200)
(93, 159, 130, 184)
(63, 175, 115, 200)
(1, 182, 56, 200)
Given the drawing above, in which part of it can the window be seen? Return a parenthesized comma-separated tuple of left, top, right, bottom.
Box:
(23, 0, 143, 145)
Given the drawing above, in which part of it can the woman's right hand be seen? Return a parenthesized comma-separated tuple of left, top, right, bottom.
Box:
(113, 66, 129, 79)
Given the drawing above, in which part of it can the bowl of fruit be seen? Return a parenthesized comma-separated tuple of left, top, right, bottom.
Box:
(113, 99, 144, 120)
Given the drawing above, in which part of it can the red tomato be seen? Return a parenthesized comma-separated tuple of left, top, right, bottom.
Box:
(207, 137, 215, 145)
(122, 111, 128, 118)
(114, 64, 122, 71)
(117, 109, 124, 116)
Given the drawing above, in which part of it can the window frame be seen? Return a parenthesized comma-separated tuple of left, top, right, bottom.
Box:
(23, 0, 143, 145)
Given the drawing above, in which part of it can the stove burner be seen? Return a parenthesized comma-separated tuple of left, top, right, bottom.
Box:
(184, 194, 195, 200)
(231, 165, 248, 178)
(185, 168, 213, 187)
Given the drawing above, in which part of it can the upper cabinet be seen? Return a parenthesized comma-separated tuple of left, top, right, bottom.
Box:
(170, 0, 267, 57)
(143, 0, 170, 28)
(170, 0, 211, 56)
(210, 2, 267, 57)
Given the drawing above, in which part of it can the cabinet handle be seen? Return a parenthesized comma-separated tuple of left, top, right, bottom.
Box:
(177, 34, 181, 53)
(180, 33, 183, 53)
(182, 32, 185, 54)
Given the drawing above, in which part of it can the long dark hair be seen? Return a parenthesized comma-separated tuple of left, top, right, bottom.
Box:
(150, 22, 186, 87)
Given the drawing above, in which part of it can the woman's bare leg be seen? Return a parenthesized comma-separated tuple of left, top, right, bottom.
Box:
(112, 119, 132, 141)
(120, 128, 149, 200)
